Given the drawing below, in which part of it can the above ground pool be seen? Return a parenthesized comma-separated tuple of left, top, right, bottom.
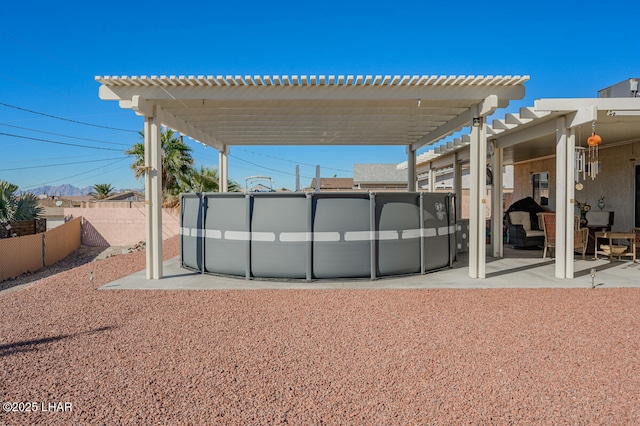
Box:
(180, 191, 457, 280)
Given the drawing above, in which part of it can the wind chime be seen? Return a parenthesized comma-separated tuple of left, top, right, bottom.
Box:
(575, 125, 586, 188)
(587, 121, 602, 180)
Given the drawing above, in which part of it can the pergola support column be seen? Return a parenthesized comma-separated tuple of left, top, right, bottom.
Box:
(407, 146, 416, 192)
(428, 166, 436, 192)
(469, 104, 487, 278)
(453, 153, 462, 220)
(555, 118, 575, 279)
(144, 106, 163, 279)
(491, 142, 504, 258)
(219, 146, 229, 192)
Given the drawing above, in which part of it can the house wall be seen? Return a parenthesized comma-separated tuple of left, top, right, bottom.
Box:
(513, 142, 640, 232)
(513, 157, 556, 210)
(64, 207, 179, 246)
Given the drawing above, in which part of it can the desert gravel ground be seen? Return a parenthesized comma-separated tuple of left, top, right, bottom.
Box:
(1, 235, 640, 425)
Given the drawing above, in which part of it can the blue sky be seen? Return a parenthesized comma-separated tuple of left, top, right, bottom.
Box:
(1, 0, 638, 192)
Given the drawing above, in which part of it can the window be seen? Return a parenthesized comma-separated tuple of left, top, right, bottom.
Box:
(532, 172, 549, 206)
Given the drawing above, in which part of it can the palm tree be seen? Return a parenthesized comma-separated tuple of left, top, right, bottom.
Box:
(181, 166, 242, 193)
(0, 180, 43, 222)
(90, 183, 115, 200)
(180, 166, 219, 193)
(126, 129, 194, 194)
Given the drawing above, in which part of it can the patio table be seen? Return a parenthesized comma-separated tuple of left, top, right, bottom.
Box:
(594, 231, 637, 262)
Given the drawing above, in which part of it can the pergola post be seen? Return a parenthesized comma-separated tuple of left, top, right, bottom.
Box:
(428, 166, 436, 192)
(491, 142, 504, 258)
(219, 146, 229, 192)
(555, 120, 576, 279)
(469, 104, 487, 278)
(407, 146, 416, 192)
(554, 117, 569, 278)
(453, 153, 462, 221)
(564, 127, 576, 278)
(144, 106, 163, 279)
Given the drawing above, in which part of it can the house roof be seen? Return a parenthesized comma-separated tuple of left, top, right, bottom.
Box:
(97, 74, 528, 151)
(353, 164, 408, 184)
(101, 191, 144, 201)
(309, 177, 354, 190)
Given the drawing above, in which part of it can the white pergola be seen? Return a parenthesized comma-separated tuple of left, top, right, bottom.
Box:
(97, 74, 529, 279)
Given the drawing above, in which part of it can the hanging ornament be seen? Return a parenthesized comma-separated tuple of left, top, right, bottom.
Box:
(575, 146, 586, 183)
(587, 121, 601, 180)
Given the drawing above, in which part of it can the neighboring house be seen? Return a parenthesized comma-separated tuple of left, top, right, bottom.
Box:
(353, 164, 407, 190)
(38, 196, 91, 229)
(307, 177, 354, 191)
(102, 191, 145, 201)
(81, 191, 145, 208)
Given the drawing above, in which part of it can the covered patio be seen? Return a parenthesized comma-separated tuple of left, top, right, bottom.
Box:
(97, 74, 528, 280)
(413, 96, 640, 279)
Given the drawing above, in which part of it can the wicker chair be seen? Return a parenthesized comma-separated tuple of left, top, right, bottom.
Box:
(632, 228, 640, 256)
(537, 213, 588, 259)
(505, 197, 545, 248)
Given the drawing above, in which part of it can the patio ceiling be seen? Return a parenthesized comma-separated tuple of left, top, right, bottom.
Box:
(409, 97, 640, 169)
(491, 98, 640, 165)
(96, 74, 528, 151)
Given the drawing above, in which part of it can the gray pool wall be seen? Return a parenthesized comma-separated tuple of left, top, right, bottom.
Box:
(180, 191, 457, 280)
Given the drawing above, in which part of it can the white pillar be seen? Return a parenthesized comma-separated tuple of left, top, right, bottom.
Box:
(144, 118, 152, 279)
(564, 127, 576, 278)
(469, 105, 487, 278)
(428, 167, 436, 192)
(491, 142, 504, 258)
(555, 117, 568, 279)
(407, 146, 416, 191)
(453, 153, 462, 220)
(219, 147, 229, 192)
(145, 106, 163, 279)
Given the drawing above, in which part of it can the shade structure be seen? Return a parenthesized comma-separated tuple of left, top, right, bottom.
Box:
(97, 73, 529, 279)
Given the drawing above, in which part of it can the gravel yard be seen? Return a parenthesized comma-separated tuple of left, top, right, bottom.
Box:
(1, 235, 639, 424)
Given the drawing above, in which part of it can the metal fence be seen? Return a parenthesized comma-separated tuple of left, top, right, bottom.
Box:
(181, 192, 457, 281)
(0, 217, 81, 282)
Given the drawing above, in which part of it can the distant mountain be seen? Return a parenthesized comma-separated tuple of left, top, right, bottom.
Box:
(30, 184, 142, 197)
(30, 184, 95, 197)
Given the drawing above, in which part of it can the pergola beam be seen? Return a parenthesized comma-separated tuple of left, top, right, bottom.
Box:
(125, 96, 225, 151)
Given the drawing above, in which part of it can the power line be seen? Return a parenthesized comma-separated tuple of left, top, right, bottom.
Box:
(2, 153, 116, 165)
(0, 101, 138, 133)
(0, 131, 124, 152)
(229, 154, 315, 179)
(235, 147, 352, 173)
(22, 158, 129, 190)
(0, 123, 131, 146)
(0, 157, 124, 172)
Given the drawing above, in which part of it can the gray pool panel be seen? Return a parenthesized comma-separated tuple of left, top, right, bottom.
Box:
(180, 191, 456, 280)
(250, 195, 307, 279)
(180, 194, 203, 271)
(203, 193, 247, 276)
(313, 194, 371, 279)
(422, 193, 453, 271)
(376, 194, 421, 276)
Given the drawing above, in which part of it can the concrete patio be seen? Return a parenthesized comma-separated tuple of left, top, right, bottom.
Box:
(101, 247, 640, 290)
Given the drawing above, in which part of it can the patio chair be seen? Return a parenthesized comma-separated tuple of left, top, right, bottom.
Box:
(633, 228, 640, 255)
(537, 213, 588, 259)
(505, 197, 545, 248)
(538, 212, 556, 258)
(573, 215, 588, 260)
